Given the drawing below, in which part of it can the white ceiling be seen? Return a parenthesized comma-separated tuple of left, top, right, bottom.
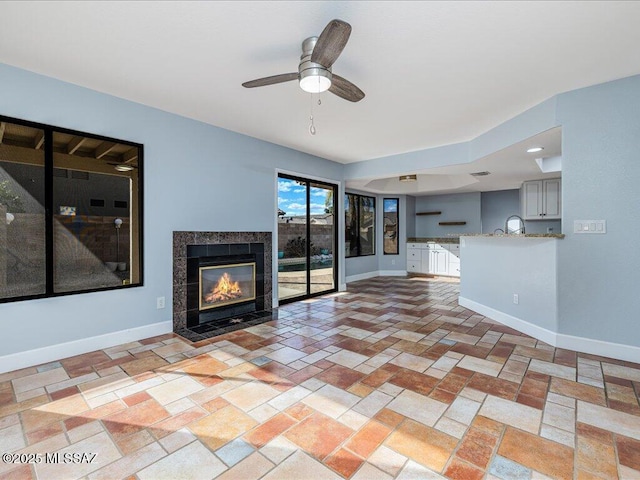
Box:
(347, 127, 562, 195)
(1, 1, 639, 192)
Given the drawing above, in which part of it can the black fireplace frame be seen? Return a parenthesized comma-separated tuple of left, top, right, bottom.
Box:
(186, 245, 264, 328)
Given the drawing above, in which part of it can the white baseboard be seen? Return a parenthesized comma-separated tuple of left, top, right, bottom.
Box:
(346, 270, 408, 284)
(0, 321, 173, 374)
(346, 271, 380, 283)
(556, 333, 640, 364)
(378, 270, 408, 277)
(459, 297, 557, 346)
(459, 296, 640, 363)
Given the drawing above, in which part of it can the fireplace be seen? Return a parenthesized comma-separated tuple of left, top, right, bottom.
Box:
(200, 262, 256, 311)
(173, 232, 273, 342)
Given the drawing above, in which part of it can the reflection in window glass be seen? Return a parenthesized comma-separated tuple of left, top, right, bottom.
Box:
(52, 132, 141, 293)
(383, 198, 399, 255)
(359, 196, 375, 256)
(345, 194, 356, 257)
(345, 193, 375, 257)
(0, 122, 46, 299)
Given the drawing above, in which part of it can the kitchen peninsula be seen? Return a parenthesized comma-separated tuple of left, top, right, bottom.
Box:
(458, 233, 564, 345)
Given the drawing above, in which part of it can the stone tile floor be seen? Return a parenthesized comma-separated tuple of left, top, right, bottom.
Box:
(1, 276, 640, 479)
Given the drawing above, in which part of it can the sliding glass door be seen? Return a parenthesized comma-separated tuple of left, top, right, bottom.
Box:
(277, 174, 337, 304)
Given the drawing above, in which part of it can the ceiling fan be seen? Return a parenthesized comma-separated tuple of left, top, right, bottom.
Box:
(242, 19, 365, 102)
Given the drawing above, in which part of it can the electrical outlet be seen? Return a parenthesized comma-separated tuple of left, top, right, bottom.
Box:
(391, 259, 395, 265)
(156, 296, 165, 309)
(513, 294, 519, 305)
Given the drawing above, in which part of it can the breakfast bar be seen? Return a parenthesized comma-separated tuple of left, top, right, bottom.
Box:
(458, 233, 565, 344)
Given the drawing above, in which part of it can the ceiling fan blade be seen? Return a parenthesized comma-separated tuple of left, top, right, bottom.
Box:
(329, 74, 365, 102)
(311, 19, 352, 68)
(242, 73, 298, 88)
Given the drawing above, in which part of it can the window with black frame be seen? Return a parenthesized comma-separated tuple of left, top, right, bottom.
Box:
(345, 193, 375, 257)
(383, 198, 399, 255)
(0, 116, 143, 302)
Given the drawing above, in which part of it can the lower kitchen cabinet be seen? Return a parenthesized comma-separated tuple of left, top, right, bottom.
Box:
(406, 242, 460, 277)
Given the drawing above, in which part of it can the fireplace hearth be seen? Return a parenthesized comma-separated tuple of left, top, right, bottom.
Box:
(173, 232, 273, 342)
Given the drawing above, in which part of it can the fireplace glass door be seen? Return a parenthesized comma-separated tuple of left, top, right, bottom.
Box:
(200, 262, 256, 311)
(277, 174, 337, 304)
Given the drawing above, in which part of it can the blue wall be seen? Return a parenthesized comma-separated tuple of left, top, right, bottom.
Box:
(0, 63, 345, 357)
(414, 192, 481, 236)
(556, 75, 640, 345)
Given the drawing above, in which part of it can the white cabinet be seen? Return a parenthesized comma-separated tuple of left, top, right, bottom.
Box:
(420, 249, 431, 273)
(407, 246, 422, 273)
(430, 248, 449, 275)
(445, 244, 461, 277)
(522, 178, 561, 220)
(406, 242, 459, 277)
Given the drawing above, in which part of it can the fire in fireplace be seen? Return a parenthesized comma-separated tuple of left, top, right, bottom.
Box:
(199, 262, 256, 311)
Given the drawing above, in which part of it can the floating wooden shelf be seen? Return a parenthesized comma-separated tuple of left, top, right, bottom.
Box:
(416, 211, 442, 216)
(439, 221, 467, 226)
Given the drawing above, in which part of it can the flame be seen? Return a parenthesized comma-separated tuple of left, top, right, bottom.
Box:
(204, 272, 243, 304)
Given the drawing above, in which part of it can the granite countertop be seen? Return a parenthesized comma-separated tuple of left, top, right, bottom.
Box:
(408, 233, 565, 242)
(407, 237, 461, 243)
(459, 233, 565, 239)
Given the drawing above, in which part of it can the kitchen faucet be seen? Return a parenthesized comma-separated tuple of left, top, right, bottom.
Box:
(505, 215, 525, 234)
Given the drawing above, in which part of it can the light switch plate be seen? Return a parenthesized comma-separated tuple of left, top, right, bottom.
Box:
(574, 220, 606, 234)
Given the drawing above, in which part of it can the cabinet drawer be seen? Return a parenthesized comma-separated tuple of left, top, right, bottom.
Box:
(407, 248, 422, 263)
(407, 243, 428, 249)
(407, 261, 421, 272)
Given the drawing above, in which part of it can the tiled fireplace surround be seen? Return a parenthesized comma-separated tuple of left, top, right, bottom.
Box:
(172, 231, 272, 336)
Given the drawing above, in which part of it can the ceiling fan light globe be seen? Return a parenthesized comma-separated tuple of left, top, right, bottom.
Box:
(114, 164, 134, 172)
(299, 72, 331, 93)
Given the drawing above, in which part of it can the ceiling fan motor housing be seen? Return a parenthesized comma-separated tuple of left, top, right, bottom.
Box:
(298, 36, 332, 93)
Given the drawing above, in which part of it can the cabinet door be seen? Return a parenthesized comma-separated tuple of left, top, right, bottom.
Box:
(446, 245, 460, 277)
(522, 180, 544, 219)
(448, 258, 460, 277)
(433, 249, 449, 275)
(421, 250, 431, 274)
(543, 179, 561, 219)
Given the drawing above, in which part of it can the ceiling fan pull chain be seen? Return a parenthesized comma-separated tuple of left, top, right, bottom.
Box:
(309, 116, 316, 135)
(309, 93, 317, 135)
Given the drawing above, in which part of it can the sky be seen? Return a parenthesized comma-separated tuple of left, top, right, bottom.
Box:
(383, 198, 398, 213)
(278, 178, 331, 217)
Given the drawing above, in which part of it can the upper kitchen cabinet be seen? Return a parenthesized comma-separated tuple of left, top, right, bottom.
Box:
(521, 178, 562, 220)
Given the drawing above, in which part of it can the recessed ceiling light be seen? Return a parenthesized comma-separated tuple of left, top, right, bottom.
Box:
(470, 171, 491, 177)
(526, 147, 544, 153)
(399, 174, 417, 182)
